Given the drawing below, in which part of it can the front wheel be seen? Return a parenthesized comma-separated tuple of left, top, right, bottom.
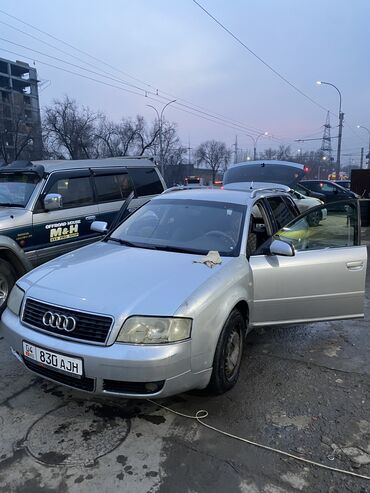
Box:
(0, 259, 17, 314)
(207, 309, 245, 395)
(307, 210, 322, 227)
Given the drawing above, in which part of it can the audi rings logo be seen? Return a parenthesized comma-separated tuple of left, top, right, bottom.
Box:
(42, 311, 77, 332)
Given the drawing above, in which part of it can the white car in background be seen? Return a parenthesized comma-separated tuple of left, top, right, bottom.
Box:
(224, 160, 326, 226)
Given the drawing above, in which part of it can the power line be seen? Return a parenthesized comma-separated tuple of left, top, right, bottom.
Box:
(0, 8, 153, 88)
(0, 46, 285, 141)
(0, 9, 270, 137)
(191, 1, 370, 151)
(0, 41, 277, 138)
(192, 0, 330, 114)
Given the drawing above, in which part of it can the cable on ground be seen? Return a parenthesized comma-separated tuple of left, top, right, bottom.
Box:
(147, 399, 370, 481)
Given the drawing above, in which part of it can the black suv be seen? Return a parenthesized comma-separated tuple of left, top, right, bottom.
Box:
(0, 157, 165, 310)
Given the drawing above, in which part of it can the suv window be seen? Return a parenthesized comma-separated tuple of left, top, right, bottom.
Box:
(266, 196, 296, 230)
(95, 173, 133, 202)
(128, 167, 163, 196)
(48, 176, 94, 209)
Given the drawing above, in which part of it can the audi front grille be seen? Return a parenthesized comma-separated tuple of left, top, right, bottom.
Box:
(22, 298, 113, 344)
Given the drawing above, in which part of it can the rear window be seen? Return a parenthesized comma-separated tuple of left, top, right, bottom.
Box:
(224, 163, 303, 186)
(128, 167, 164, 196)
(95, 173, 134, 202)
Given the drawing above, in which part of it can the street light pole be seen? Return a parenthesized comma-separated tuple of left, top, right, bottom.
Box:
(146, 99, 177, 177)
(357, 125, 370, 169)
(245, 132, 268, 160)
(316, 81, 343, 179)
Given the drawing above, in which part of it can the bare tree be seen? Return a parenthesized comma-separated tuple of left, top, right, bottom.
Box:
(43, 96, 99, 159)
(259, 145, 292, 161)
(0, 116, 36, 164)
(195, 140, 231, 183)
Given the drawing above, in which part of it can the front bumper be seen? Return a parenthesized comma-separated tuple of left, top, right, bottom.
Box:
(1, 309, 211, 398)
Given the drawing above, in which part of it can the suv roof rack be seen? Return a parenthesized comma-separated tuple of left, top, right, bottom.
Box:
(162, 185, 213, 194)
(2, 160, 45, 178)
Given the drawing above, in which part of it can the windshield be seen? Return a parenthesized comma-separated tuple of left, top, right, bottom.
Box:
(109, 198, 246, 256)
(0, 173, 40, 207)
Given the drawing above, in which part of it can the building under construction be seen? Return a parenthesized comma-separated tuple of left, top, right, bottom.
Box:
(0, 57, 42, 163)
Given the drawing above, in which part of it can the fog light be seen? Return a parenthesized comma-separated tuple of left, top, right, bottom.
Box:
(145, 382, 161, 393)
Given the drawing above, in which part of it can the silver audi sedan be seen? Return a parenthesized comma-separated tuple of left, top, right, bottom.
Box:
(1, 186, 367, 398)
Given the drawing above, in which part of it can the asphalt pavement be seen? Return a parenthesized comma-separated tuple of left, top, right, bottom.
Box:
(0, 246, 369, 493)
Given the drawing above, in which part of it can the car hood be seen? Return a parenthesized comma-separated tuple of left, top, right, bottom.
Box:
(224, 160, 305, 187)
(19, 242, 233, 320)
(0, 207, 26, 222)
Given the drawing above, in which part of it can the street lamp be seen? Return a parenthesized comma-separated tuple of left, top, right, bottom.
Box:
(357, 125, 370, 169)
(316, 80, 343, 180)
(146, 99, 177, 177)
(245, 131, 268, 160)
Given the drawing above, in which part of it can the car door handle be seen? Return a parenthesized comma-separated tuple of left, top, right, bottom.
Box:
(346, 261, 364, 270)
(85, 215, 96, 221)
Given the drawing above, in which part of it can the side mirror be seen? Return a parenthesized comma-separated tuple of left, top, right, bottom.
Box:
(270, 239, 295, 257)
(91, 221, 108, 234)
(44, 193, 62, 211)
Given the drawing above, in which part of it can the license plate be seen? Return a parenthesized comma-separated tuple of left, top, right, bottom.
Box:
(23, 342, 83, 376)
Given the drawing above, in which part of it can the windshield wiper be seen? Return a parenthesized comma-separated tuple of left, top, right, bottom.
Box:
(148, 244, 206, 255)
(107, 237, 204, 254)
(0, 203, 24, 208)
(107, 237, 138, 247)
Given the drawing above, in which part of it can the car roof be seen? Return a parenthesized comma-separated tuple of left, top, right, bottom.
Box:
(154, 187, 286, 205)
(29, 157, 157, 173)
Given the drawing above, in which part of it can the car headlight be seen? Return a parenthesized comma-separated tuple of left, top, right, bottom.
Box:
(117, 316, 192, 344)
(7, 285, 25, 315)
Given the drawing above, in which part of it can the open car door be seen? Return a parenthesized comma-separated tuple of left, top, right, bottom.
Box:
(249, 200, 367, 326)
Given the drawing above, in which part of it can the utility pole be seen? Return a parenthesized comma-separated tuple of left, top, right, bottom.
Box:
(146, 100, 177, 177)
(337, 110, 344, 178)
(360, 147, 364, 169)
(233, 135, 238, 164)
(357, 125, 370, 169)
(187, 140, 192, 175)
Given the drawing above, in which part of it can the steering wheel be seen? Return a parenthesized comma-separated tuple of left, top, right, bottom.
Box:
(204, 230, 236, 249)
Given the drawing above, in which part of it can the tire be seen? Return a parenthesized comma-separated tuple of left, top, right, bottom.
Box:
(207, 309, 245, 395)
(0, 259, 17, 314)
(307, 210, 321, 227)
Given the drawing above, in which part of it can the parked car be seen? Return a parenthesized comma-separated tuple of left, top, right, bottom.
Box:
(334, 180, 351, 190)
(0, 157, 165, 311)
(2, 186, 366, 398)
(300, 180, 357, 202)
(223, 160, 325, 224)
(295, 182, 326, 201)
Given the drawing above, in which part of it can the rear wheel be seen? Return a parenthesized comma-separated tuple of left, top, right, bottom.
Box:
(207, 309, 245, 395)
(0, 259, 17, 314)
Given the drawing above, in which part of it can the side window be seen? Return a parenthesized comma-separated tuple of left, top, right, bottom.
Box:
(303, 182, 321, 193)
(276, 202, 358, 252)
(266, 196, 296, 230)
(320, 182, 336, 193)
(95, 173, 133, 202)
(128, 167, 164, 197)
(48, 176, 94, 209)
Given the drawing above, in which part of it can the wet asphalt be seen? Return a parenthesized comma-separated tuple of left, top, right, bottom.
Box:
(0, 247, 369, 492)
